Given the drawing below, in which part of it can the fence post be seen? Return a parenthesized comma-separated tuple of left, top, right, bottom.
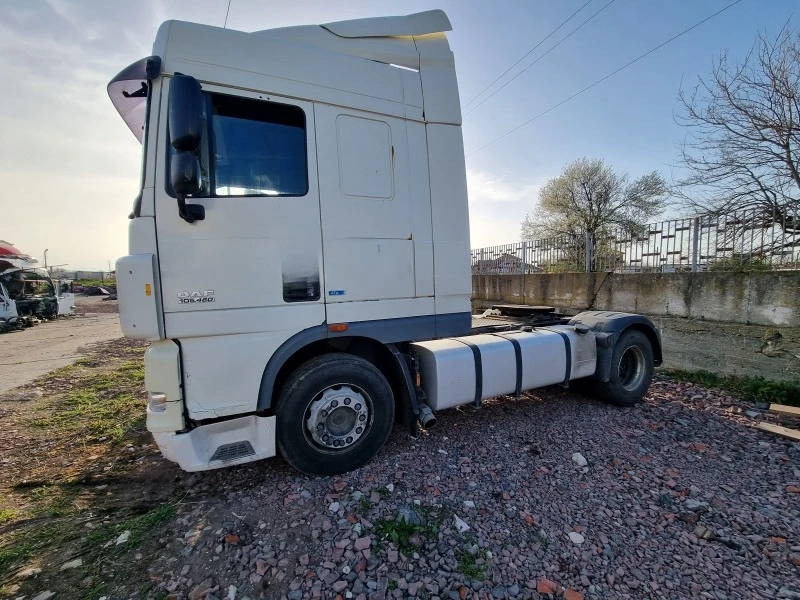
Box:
(584, 232, 592, 272)
(521, 242, 528, 304)
(691, 217, 700, 272)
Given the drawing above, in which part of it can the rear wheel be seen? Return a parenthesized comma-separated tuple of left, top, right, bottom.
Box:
(276, 353, 394, 475)
(593, 329, 654, 407)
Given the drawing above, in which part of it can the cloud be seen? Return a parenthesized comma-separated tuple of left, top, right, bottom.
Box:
(466, 170, 541, 205)
(466, 169, 544, 248)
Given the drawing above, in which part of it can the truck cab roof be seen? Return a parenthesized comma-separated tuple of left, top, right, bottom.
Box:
(109, 10, 461, 142)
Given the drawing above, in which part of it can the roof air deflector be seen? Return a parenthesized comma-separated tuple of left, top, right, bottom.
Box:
(321, 10, 451, 38)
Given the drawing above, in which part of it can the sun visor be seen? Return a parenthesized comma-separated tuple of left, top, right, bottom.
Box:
(107, 56, 162, 142)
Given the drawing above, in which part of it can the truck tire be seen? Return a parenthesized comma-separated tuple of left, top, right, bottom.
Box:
(594, 329, 654, 407)
(276, 353, 395, 475)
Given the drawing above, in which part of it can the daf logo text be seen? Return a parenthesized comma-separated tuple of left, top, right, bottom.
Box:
(177, 290, 215, 304)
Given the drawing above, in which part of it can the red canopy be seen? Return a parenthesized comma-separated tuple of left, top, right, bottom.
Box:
(0, 240, 30, 258)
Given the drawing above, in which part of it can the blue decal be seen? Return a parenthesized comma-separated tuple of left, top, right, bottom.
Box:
(328, 290, 346, 296)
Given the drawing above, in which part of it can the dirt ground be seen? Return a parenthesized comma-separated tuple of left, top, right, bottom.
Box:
(0, 297, 121, 394)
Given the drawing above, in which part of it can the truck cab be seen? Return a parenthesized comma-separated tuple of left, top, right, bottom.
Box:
(109, 11, 661, 475)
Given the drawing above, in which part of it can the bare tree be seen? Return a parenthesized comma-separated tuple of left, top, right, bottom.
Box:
(675, 23, 800, 232)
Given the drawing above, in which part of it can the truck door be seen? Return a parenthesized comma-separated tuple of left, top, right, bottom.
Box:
(55, 280, 75, 316)
(315, 105, 418, 320)
(154, 85, 324, 339)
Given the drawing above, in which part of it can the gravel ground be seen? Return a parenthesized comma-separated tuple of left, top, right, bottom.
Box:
(137, 378, 800, 600)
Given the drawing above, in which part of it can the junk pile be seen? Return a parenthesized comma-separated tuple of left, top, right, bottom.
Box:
(0, 240, 75, 332)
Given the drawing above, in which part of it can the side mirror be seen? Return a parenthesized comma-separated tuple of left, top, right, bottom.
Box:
(171, 151, 201, 196)
(170, 152, 205, 223)
(169, 75, 203, 151)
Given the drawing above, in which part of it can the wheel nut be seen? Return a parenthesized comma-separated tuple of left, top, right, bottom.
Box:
(316, 423, 324, 431)
(359, 414, 366, 421)
(320, 410, 328, 417)
(356, 427, 363, 434)
(344, 397, 351, 405)
(346, 436, 353, 444)
(355, 404, 362, 410)
(331, 399, 338, 408)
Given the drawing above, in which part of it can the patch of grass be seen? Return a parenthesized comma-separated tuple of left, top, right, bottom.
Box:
(456, 548, 486, 580)
(31, 358, 145, 443)
(27, 485, 75, 517)
(74, 278, 115, 288)
(663, 369, 800, 407)
(33, 390, 142, 443)
(84, 504, 176, 551)
(0, 508, 19, 524)
(358, 496, 371, 514)
(0, 523, 65, 577)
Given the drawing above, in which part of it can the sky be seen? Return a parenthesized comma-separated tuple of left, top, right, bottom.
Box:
(0, 0, 796, 269)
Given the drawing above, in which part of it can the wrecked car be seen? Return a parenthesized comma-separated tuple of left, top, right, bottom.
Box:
(0, 256, 75, 331)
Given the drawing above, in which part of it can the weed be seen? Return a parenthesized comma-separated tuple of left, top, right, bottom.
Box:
(456, 549, 486, 580)
(375, 506, 440, 555)
(388, 580, 397, 590)
(358, 496, 371, 514)
(375, 518, 423, 554)
(84, 584, 106, 600)
(663, 369, 800, 407)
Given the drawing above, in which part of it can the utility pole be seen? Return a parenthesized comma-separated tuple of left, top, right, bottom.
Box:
(44, 249, 49, 274)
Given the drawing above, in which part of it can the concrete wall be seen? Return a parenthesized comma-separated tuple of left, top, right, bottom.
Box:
(472, 271, 800, 328)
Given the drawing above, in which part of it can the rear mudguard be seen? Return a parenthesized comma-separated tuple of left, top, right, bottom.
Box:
(568, 311, 662, 383)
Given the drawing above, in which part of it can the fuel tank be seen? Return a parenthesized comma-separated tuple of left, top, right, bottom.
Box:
(412, 325, 597, 411)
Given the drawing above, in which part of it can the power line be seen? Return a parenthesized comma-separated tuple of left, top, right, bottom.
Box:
(223, 0, 233, 28)
(461, 0, 595, 110)
(464, 0, 616, 118)
(465, 0, 744, 158)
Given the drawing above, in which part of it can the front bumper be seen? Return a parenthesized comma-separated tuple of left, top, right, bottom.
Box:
(152, 415, 277, 471)
(145, 339, 277, 471)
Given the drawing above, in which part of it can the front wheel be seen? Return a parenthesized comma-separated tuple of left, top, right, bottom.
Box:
(593, 329, 654, 407)
(276, 353, 395, 475)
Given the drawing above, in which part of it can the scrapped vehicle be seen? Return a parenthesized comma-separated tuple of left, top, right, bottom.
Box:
(109, 10, 662, 475)
(0, 241, 74, 330)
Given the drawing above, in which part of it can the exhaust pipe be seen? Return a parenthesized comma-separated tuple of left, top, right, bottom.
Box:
(418, 403, 437, 429)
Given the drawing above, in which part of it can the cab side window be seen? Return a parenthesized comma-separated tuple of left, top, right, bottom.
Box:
(168, 93, 308, 198)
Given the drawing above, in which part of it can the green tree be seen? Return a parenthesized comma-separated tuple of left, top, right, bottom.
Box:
(521, 158, 668, 270)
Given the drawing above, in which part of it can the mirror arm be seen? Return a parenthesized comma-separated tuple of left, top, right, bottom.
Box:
(176, 194, 205, 224)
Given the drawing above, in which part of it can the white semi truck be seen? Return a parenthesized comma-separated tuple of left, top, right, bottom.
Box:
(108, 10, 662, 475)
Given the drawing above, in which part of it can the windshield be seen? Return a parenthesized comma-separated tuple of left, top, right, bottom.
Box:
(107, 56, 161, 142)
(0, 269, 54, 299)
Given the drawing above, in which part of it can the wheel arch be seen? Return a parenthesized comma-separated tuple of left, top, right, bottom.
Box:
(568, 311, 662, 383)
(257, 329, 414, 426)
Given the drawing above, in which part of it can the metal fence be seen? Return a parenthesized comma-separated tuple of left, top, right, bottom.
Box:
(50, 270, 115, 282)
(472, 206, 800, 274)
